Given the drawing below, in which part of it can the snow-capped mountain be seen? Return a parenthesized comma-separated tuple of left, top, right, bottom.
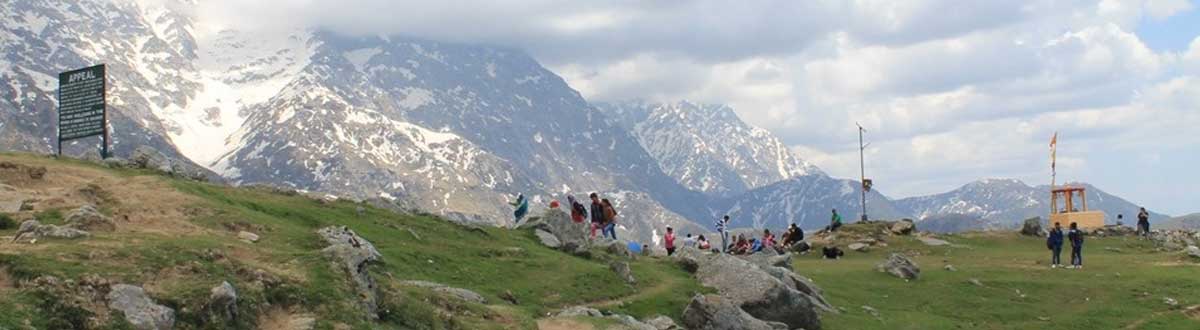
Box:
(0, 0, 200, 160)
(895, 179, 1169, 231)
(597, 101, 900, 230)
(597, 101, 820, 196)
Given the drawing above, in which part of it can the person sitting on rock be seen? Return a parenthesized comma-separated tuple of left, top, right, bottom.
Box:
(684, 233, 697, 248)
(822, 246, 844, 259)
(733, 234, 751, 254)
(781, 223, 802, 247)
(827, 209, 843, 232)
(762, 229, 777, 250)
(697, 235, 711, 250)
(750, 238, 764, 253)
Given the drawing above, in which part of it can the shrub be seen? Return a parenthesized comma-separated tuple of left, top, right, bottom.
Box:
(0, 213, 15, 230)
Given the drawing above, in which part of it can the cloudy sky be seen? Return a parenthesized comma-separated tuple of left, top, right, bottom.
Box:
(197, 0, 1200, 215)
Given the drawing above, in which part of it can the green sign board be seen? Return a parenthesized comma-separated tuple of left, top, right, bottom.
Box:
(57, 64, 108, 157)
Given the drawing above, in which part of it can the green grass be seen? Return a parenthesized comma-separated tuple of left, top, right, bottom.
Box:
(797, 232, 1200, 329)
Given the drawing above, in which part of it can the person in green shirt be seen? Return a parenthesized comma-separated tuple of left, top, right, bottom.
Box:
(828, 209, 843, 232)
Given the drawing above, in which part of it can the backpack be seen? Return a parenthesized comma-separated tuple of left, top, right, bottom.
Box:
(572, 201, 586, 216)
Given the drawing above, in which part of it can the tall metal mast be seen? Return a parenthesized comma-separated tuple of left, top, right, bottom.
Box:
(857, 123, 868, 221)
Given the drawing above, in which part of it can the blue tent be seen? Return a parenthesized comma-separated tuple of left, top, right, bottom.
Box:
(627, 241, 642, 254)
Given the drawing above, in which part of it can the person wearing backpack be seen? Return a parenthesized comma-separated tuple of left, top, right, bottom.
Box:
(1047, 222, 1064, 268)
(1068, 222, 1084, 269)
(567, 195, 586, 223)
(589, 193, 604, 238)
(601, 198, 618, 240)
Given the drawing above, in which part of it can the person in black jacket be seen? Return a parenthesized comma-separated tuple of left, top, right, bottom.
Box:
(589, 193, 604, 239)
(1047, 222, 1065, 268)
(1068, 222, 1084, 269)
(1137, 207, 1151, 237)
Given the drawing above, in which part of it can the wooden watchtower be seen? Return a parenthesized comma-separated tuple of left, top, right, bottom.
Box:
(1048, 186, 1105, 229)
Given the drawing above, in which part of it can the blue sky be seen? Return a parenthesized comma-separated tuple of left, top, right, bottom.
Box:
(205, 0, 1200, 215)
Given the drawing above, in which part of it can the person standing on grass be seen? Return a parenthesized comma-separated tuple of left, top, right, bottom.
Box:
(664, 226, 677, 256)
(601, 198, 618, 240)
(1068, 222, 1084, 269)
(1137, 207, 1151, 237)
(715, 215, 731, 254)
(1047, 222, 1065, 268)
(589, 193, 604, 238)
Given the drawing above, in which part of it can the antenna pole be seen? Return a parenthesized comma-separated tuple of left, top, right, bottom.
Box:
(858, 123, 868, 222)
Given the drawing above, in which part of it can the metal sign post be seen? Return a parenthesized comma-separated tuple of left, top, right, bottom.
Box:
(57, 64, 108, 158)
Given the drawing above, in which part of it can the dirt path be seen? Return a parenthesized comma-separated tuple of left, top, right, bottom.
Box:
(258, 307, 316, 330)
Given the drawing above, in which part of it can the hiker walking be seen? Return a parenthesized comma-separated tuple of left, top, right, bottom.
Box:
(568, 195, 587, 223)
(1068, 222, 1084, 269)
(1047, 222, 1065, 268)
(589, 193, 604, 238)
(827, 209, 843, 232)
(509, 193, 529, 226)
(664, 226, 677, 256)
(601, 198, 618, 240)
(1137, 207, 1150, 237)
(715, 215, 731, 254)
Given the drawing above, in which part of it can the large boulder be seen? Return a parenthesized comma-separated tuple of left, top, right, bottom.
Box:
(681, 294, 788, 330)
(695, 253, 821, 330)
(763, 266, 835, 313)
(611, 261, 637, 285)
(317, 226, 382, 319)
(129, 146, 211, 182)
(1021, 217, 1045, 236)
(1186, 246, 1200, 259)
(206, 281, 238, 323)
(64, 204, 115, 231)
(522, 209, 590, 253)
(877, 253, 920, 280)
(107, 284, 175, 330)
(890, 219, 916, 235)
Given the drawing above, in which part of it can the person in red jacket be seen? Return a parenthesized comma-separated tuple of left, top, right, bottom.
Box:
(664, 226, 677, 256)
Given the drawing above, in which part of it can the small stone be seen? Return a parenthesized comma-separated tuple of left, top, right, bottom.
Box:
(237, 231, 260, 243)
(848, 243, 869, 252)
(1164, 297, 1179, 307)
(968, 278, 984, 287)
(943, 264, 957, 272)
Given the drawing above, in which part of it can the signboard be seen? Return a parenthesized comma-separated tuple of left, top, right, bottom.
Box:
(57, 64, 108, 157)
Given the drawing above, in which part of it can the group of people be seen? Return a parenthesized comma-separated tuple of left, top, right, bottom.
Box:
(512, 192, 622, 240)
(1046, 222, 1085, 269)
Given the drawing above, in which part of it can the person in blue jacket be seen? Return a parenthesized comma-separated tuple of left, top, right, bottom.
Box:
(1047, 222, 1064, 268)
(1068, 222, 1084, 269)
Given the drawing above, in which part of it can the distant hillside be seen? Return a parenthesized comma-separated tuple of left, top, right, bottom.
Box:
(896, 179, 1168, 231)
(1160, 213, 1200, 230)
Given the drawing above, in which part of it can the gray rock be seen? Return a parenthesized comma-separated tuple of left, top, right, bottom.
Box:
(861, 305, 881, 318)
(944, 264, 957, 272)
(65, 204, 115, 231)
(207, 281, 238, 322)
(401, 281, 487, 304)
(890, 219, 915, 235)
(237, 231, 260, 243)
(787, 241, 811, 253)
(848, 243, 868, 252)
(644, 315, 681, 330)
(0, 192, 28, 213)
(681, 294, 789, 330)
(1021, 217, 1045, 236)
(534, 229, 561, 248)
(1186, 245, 1200, 259)
(103, 157, 132, 168)
(317, 226, 381, 319)
(968, 278, 984, 287)
(14, 220, 90, 241)
(763, 266, 835, 313)
(107, 284, 175, 330)
(695, 253, 821, 329)
(608, 314, 658, 330)
(556, 305, 603, 318)
(877, 253, 920, 280)
(597, 239, 635, 258)
(611, 261, 637, 285)
(130, 146, 173, 173)
(917, 237, 951, 246)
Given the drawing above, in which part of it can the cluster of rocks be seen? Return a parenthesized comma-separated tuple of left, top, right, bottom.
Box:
(555, 306, 680, 330)
(317, 225, 383, 319)
(1147, 229, 1200, 260)
(11, 204, 114, 242)
(1089, 224, 1138, 237)
(96, 146, 213, 182)
(1020, 217, 1045, 236)
(518, 209, 592, 254)
(674, 248, 831, 330)
(18, 274, 238, 330)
